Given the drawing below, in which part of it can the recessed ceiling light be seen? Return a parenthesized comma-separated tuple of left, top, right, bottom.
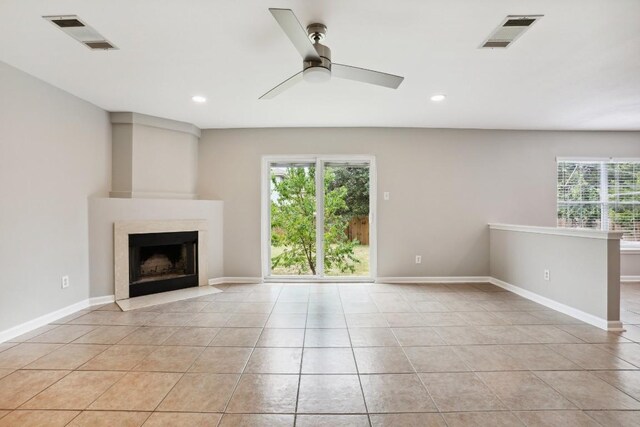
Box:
(430, 94, 446, 102)
(192, 95, 207, 103)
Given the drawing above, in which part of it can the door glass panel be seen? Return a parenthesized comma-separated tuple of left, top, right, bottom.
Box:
(270, 163, 317, 275)
(324, 163, 370, 277)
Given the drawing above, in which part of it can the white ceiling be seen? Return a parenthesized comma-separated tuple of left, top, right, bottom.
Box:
(1, 0, 639, 130)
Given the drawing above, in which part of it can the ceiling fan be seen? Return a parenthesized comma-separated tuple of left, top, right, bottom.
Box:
(260, 8, 404, 99)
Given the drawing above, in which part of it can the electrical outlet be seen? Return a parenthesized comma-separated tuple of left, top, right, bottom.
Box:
(543, 269, 550, 281)
(61, 275, 70, 289)
(383, 192, 390, 201)
(415, 255, 422, 264)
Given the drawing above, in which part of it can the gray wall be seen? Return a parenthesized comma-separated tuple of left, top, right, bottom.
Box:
(622, 252, 640, 278)
(197, 128, 640, 278)
(490, 227, 620, 323)
(0, 62, 111, 331)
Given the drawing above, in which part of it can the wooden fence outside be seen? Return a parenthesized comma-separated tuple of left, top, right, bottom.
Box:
(346, 216, 369, 245)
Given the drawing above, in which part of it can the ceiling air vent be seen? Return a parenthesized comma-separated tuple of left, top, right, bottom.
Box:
(43, 15, 118, 50)
(480, 15, 542, 49)
(483, 41, 511, 48)
(52, 18, 84, 28)
(84, 41, 115, 50)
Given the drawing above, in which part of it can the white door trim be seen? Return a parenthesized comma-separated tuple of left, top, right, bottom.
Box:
(316, 158, 325, 277)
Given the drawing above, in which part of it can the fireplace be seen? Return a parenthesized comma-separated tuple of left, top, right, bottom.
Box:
(114, 219, 208, 302)
(128, 231, 198, 297)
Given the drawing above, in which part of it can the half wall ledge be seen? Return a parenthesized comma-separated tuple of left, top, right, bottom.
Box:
(489, 223, 623, 331)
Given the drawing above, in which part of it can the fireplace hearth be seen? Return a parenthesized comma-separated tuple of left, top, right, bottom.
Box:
(128, 231, 198, 297)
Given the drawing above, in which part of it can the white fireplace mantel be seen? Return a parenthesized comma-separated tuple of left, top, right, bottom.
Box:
(114, 219, 208, 301)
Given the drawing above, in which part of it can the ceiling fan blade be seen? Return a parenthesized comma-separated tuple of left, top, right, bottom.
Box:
(332, 64, 404, 89)
(259, 71, 304, 99)
(269, 8, 321, 61)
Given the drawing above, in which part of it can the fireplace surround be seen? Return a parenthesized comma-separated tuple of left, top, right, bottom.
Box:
(114, 219, 208, 301)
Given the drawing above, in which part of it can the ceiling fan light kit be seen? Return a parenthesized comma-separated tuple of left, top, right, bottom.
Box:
(260, 8, 404, 99)
(303, 66, 331, 83)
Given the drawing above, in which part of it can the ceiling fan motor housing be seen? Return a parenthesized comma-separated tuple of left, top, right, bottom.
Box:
(303, 42, 331, 83)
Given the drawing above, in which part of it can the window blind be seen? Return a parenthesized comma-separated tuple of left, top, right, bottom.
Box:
(557, 160, 640, 243)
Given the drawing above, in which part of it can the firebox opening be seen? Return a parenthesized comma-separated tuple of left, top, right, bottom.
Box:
(128, 231, 198, 298)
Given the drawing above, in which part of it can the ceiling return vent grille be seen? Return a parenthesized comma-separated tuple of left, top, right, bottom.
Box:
(480, 15, 542, 49)
(43, 15, 118, 50)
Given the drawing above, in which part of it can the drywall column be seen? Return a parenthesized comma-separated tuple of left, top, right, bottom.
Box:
(110, 112, 200, 199)
(489, 224, 623, 330)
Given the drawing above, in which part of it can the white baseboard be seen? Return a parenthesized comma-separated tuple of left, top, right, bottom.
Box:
(88, 295, 116, 306)
(622, 276, 640, 283)
(208, 277, 263, 286)
(0, 294, 115, 344)
(489, 277, 622, 331)
(211, 276, 492, 285)
(265, 278, 375, 283)
(606, 320, 625, 331)
(377, 276, 492, 284)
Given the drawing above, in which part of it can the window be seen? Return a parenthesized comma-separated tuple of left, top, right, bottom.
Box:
(557, 159, 640, 246)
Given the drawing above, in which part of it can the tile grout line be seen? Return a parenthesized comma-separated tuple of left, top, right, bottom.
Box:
(292, 288, 310, 427)
(338, 288, 373, 427)
(585, 370, 640, 405)
(471, 362, 532, 423)
(391, 326, 441, 416)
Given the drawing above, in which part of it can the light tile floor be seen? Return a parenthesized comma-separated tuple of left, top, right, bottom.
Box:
(1, 282, 640, 426)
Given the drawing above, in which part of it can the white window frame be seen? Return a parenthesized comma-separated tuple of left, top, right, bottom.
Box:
(261, 154, 377, 282)
(557, 157, 640, 250)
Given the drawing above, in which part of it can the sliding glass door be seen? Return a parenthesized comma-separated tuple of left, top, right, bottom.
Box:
(323, 162, 371, 277)
(269, 162, 317, 276)
(263, 156, 375, 281)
